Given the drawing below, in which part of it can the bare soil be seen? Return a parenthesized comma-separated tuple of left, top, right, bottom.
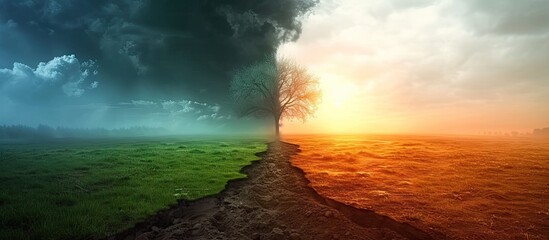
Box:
(106, 142, 435, 240)
(285, 135, 549, 240)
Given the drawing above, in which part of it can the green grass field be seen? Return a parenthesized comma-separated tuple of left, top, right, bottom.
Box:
(0, 136, 266, 240)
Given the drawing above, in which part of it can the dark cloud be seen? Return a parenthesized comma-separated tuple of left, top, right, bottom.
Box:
(0, 0, 317, 131)
(0, 0, 317, 102)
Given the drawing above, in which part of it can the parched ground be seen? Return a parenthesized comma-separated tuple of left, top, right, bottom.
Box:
(107, 142, 437, 240)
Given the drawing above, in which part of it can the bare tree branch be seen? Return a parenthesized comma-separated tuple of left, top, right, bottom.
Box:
(230, 56, 321, 138)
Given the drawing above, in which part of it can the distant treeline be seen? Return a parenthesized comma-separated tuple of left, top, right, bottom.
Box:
(0, 125, 167, 139)
(533, 127, 549, 137)
(478, 127, 549, 137)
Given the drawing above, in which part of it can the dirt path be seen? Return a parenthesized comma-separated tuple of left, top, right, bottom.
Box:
(107, 142, 438, 240)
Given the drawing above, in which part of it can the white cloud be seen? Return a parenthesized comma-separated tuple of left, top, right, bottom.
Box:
(131, 100, 156, 106)
(161, 100, 190, 113)
(0, 54, 98, 102)
(197, 115, 209, 121)
(154, 99, 230, 121)
(179, 100, 195, 113)
(196, 112, 231, 121)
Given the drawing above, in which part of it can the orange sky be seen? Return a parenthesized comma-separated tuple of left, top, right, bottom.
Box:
(279, 0, 549, 135)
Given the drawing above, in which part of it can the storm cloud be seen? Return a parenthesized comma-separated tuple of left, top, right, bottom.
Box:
(0, 0, 317, 132)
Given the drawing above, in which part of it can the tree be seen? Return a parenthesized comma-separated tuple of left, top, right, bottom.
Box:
(230, 56, 321, 139)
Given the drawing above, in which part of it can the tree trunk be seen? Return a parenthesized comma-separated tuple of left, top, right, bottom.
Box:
(274, 114, 280, 140)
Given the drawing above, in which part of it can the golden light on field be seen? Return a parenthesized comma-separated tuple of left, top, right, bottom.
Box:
(284, 135, 549, 239)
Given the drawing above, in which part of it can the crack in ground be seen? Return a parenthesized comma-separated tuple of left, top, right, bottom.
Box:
(105, 142, 444, 240)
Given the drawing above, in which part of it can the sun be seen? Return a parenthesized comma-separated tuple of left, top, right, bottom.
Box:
(334, 99, 343, 108)
(282, 73, 373, 134)
(321, 77, 357, 110)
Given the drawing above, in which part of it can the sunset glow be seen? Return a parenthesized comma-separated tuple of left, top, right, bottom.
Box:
(280, 0, 549, 135)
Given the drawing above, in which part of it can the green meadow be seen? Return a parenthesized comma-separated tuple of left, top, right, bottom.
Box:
(0, 137, 266, 239)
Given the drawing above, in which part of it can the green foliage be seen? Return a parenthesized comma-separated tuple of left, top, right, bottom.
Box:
(0, 137, 266, 239)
